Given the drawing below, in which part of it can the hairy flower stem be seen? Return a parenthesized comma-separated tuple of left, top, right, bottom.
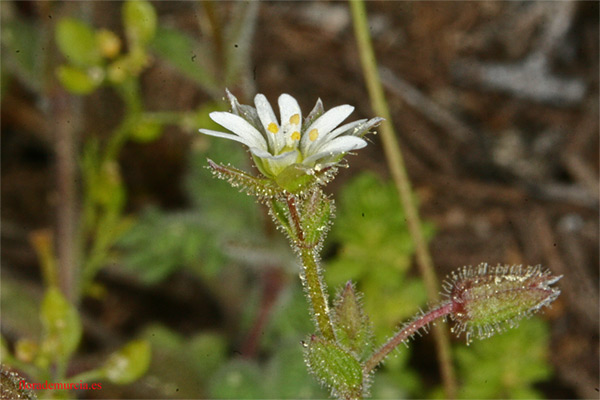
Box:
(285, 194, 336, 341)
(363, 302, 453, 374)
(300, 247, 336, 341)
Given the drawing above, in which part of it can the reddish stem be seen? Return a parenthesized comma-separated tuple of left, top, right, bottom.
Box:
(363, 302, 453, 374)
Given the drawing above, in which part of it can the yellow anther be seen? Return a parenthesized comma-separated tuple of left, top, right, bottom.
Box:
(267, 122, 279, 133)
(291, 131, 301, 141)
(309, 128, 319, 141)
(289, 114, 300, 125)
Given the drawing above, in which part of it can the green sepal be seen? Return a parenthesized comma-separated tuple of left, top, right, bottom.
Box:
(332, 281, 372, 359)
(304, 335, 364, 399)
(102, 339, 151, 384)
(40, 288, 82, 365)
(207, 159, 280, 198)
(300, 189, 333, 247)
(267, 197, 295, 239)
(274, 163, 317, 194)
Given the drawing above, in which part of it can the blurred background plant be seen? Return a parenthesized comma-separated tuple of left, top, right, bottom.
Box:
(1, 1, 597, 399)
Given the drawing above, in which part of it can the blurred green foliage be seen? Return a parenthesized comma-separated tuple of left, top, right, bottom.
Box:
(455, 318, 552, 399)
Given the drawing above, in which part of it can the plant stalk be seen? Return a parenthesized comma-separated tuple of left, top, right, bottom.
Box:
(349, 0, 457, 397)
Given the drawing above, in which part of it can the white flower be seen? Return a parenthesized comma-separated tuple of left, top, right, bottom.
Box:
(199, 90, 382, 178)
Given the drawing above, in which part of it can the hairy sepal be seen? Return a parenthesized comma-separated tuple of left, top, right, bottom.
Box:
(206, 159, 280, 199)
(443, 263, 562, 343)
(304, 335, 365, 400)
(332, 281, 372, 360)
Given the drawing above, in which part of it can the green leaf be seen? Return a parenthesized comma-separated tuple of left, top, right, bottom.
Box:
(55, 18, 102, 67)
(40, 288, 82, 363)
(123, 0, 157, 46)
(103, 339, 151, 384)
(208, 360, 265, 399)
(456, 318, 552, 399)
(150, 26, 219, 95)
(56, 65, 102, 94)
(118, 207, 224, 283)
(332, 282, 372, 359)
(264, 340, 327, 399)
(304, 336, 364, 399)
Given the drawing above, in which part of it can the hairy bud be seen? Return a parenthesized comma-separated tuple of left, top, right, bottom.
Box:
(443, 263, 561, 344)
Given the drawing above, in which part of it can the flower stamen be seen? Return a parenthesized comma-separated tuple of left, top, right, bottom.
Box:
(309, 128, 319, 141)
(289, 114, 300, 125)
(291, 131, 301, 141)
(268, 122, 279, 134)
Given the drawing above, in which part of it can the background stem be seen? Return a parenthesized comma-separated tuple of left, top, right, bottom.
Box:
(349, 0, 457, 397)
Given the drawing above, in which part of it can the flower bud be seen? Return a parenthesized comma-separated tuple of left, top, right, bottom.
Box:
(443, 263, 561, 344)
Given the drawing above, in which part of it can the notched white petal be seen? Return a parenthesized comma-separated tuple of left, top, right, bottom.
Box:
(210, 111, 267, 150)
(199, 129, 254, 147)
(303, 136, 367, 164)
(301, 104, 355, 151)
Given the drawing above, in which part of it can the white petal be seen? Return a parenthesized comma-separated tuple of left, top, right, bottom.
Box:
(278, 94, 303, 150)
(324, 119, 367, 142)
(199, 129, 260, 149)
(303, 136, 367, 164)
(209, 111, 267, 150)
(254, 94, 280, 151)
(248, 146, 273, 158)
(301, 104, 354, 153)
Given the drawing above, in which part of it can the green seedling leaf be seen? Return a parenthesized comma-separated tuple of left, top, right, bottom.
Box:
(56, 65, 102, 94)
(103, 339, 151, 384)
(55, 18, 102, 66)
(304, 335, 364, 399)
(332, 282, 372, 359)
(123, 0, 157, 46)
(40, 287, 82, 364)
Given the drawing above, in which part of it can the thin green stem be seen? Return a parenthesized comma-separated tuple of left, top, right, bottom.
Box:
(349, 0, 457, 397)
